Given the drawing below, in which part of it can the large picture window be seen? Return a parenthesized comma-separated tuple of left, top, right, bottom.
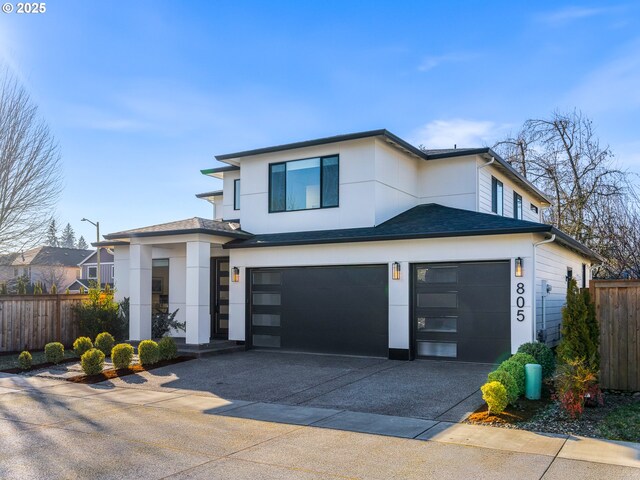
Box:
(269, 155, 339, 212)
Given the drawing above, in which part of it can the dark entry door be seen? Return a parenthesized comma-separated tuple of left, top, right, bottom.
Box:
(248, 265, 388, 357)
(211, 257, 229, 339)
(413, 261, 511, 363)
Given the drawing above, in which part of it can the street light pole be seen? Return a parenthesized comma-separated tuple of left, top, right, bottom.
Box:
(81, 218, 101, 290)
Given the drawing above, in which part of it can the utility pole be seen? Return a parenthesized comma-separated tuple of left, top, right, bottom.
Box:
(81, 218, 101, 290)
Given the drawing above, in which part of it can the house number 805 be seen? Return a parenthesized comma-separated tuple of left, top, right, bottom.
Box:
(516, 282, 525, 322)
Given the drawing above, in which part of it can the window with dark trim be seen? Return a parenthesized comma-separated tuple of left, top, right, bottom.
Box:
(491, 177, 503, 215)
(530, 203, 539, 214)
(269, 155, 339, 212)
(513, 192, 523, 219)
(566, 267, 573, 284)
(581, 264, 587, 288)
(233, 179, 240, 210)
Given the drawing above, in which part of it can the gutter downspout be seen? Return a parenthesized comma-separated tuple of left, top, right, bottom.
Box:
(476, 156, 495, 211)
(532, 233, 556, 343)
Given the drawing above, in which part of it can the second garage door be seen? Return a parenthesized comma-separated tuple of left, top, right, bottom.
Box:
(413, 261, 511, 363)
(248, 265, 388, 357)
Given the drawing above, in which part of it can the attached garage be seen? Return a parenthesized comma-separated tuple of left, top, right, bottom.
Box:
(413, 261, 511, 363)
(248, 265, 388, 357)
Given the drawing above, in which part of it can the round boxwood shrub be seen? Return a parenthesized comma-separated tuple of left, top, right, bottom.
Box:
(138, 340, 159, 366)
(95, 332, 115, 357)
(487, 369, 519, 405)
(157, 337, 178, 361)
(81, 348, 105, 376)
(510, 352, 538, 369)
(73, 336, 93, 357)
(517, 342, 556, 379)
(498, 359, 526, 395)
(481, 381, 508, 415)
(44, 342, 64, 364)
(111, 343, 134, 370)
(18, 351, 32, 370)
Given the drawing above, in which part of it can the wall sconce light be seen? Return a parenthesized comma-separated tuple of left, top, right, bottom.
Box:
(392, 262, 401, 280)
(515, 257, 523, 277)
(231, 266, 240, 283)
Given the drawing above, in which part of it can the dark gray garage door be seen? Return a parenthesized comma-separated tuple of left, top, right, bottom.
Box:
(248, 265, 388, 357)
(413, 261, 511, 363)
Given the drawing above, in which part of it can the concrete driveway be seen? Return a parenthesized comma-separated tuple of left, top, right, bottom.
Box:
(96, 350, 492, 421)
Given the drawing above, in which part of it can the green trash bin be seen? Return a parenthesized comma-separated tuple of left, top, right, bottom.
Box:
(525, 363, 542, 400)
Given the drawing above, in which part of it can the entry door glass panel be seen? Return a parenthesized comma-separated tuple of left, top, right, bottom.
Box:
(212, 258, 229, 339)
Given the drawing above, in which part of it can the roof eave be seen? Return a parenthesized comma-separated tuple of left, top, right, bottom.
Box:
(103, 228, 252, 241)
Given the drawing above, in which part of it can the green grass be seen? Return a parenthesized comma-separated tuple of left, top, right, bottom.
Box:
(598, 402, 640, 442)
(0, 350, 78, 371)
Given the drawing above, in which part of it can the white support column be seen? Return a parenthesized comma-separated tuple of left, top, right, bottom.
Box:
(388, 261, 410, 357)
(186, 241, 211, 344)
(129, 244, 152, 341)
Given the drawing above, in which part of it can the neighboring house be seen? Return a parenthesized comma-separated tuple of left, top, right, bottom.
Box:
(99, 129, 601, 362)
(0, 246, 93, 292)
(67, 248, 115, 292)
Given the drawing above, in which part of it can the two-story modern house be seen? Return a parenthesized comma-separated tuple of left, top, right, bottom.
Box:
(67, 248, 115, 292)
(98, 130, 600, 363)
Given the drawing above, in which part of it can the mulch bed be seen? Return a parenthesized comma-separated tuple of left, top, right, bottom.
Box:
(1, 357, 79, 374)
(465, 382, 640, 440)
(66, 356, 195, 384)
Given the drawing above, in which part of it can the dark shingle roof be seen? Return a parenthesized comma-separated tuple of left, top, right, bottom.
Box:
(224, 204, 601, 261)
(104, 217, 251, 240)
(11, 247, 94, 267)
(0, 253, 18, 266)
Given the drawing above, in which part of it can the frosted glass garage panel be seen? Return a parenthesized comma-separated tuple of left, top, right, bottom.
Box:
(416, 266, 458, 284)
(252, 293, 281, 306)
(417, 316, 457, 333)
(252, 314, 281, 327)
(252, 272, 282, 285)
(417, 341, 457, 358)
(417, 292, 458, 308)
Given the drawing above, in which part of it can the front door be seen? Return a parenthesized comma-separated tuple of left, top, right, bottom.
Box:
(211, 257, 230, 339)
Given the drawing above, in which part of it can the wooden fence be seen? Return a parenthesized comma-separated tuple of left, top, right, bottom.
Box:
(0, 294, 87, 353)
(590, 280, 640, 391)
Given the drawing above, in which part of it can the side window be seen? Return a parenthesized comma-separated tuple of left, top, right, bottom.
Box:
(234, 179, 240, 210)
(566, 267, 573, 285)
(581, 264, 587, 288)
(513, 192, 523, 220)
(491, 177, 503, 215)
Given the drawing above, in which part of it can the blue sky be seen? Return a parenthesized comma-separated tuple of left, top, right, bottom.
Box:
(1, 1, 639, 242)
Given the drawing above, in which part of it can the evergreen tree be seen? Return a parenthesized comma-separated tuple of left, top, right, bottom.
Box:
(46, 220, 59, 247)
(557, 279, 599, 371)
(77, 236, 88, 250)
(60, 223, 76, 248)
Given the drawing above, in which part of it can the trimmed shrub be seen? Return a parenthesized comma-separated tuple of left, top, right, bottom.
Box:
(18, 351, 32, 370)
(510, 352, 538, 369)
(95, 332, 115, 356)
(554, 357, 601, 418)
(158, 337, 178, 361)
(481, 381, 508, 415)
(44, 342, 64, 364)
(138, 340, 159, 366)
(557, 278, 599, 370)
(498, 359, 526, 395)
(81, 348, 105, 376)
(111, 343, 134, 370)
(487, 369, 519, 405)
(73, 336, 93, 357)
(517, 342, 556, 379)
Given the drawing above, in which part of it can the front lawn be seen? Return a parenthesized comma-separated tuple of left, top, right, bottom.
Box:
(598, 401, 640, 442)
(0, 350, 78, 371)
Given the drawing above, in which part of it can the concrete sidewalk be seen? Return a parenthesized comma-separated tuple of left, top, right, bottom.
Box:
(0, 373, 638, 479)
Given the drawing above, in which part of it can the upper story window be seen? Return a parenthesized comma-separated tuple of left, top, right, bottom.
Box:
(530, 203, 539, 214)
(513, 192, 523, 220)
(269, 155, 339, 212)
(88, 266, 97, 279)
(234, 179, 240, 210)
(491, 177, 503, 215)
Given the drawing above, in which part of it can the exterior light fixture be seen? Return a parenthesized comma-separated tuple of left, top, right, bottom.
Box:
(231, 266, 240, 283)
(515, 257, 523, 277)
(392, 262, 401, 280)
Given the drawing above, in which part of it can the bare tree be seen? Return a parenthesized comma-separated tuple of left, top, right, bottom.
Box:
(0, 68, 62, 254)
(37, 263, 69, 291)
(493, 110, 629, 244)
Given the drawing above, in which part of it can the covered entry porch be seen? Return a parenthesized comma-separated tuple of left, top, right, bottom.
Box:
(98, 218, 251, 345)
